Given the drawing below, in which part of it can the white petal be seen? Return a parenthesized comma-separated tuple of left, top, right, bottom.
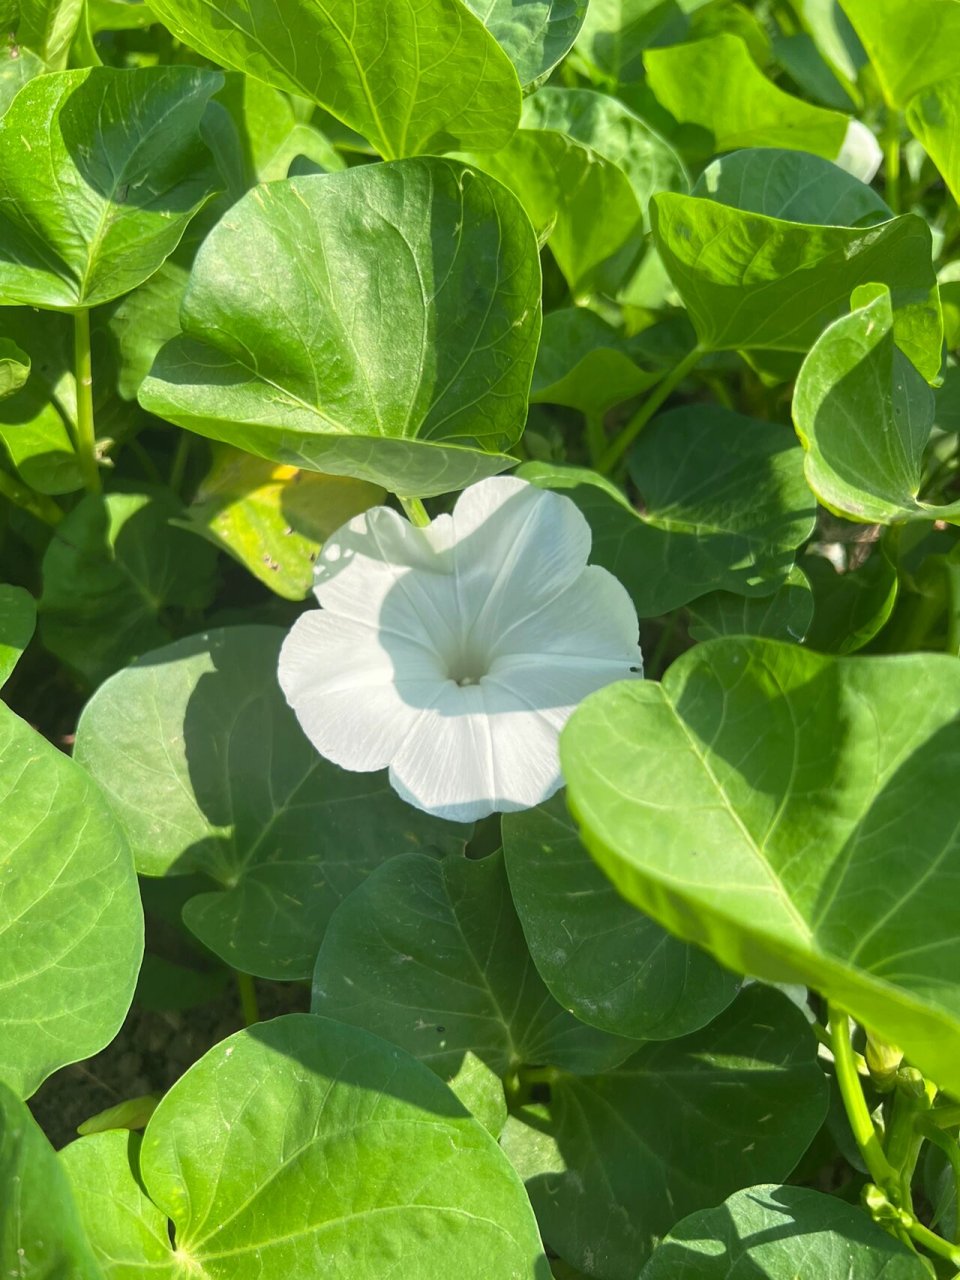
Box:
(448, 476, 593, 651)
(314, 505, 462, 661)
(834, 120, 883, 184)
(484, 652, 641, 732)
(387, 681, 563, 822)
(278, 610, 441, 772)
(493, 565, 643, 668)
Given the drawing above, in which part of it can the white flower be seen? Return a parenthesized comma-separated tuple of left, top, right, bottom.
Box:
(278, 475, 642, 823)
(834, 120, 883, 184)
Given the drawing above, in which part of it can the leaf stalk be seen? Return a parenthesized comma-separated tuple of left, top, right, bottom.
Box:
(73, 308, 101, 494)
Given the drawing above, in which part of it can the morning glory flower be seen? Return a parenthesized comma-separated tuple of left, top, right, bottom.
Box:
(278, 476, 642, 823)
(834, 120, 883, 184)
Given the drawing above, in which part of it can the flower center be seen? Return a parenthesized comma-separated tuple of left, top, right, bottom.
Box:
(446, 646, 488, 687)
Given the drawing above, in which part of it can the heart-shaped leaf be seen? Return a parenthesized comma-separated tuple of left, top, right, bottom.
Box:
(562, 635, 960, 1097)
(312, 849, 635, 1078)
(645, 33, 849, 158)
(62, 1016, 550, 1278)
(0, 583, 35, 684)
(182, 447, 384, 600)
(794, 287, 958, 524)
(467, 0, 587, 87)
(693, 147, 891, 226)
(74, 626, 470, 979)
(640, 1183, 931, 1278)
(502, 795, 740, 1039)
(0, 704, 142, 1099)
(140, 159, 541, 498)
(502, 985, 827, 1278)
(0, 1082, 103, 1278)
(145, 0, 521, 159)
(804, 546, 899, 653)
(651, 194, 941, 382)
(521, 406, 816, 617)
(39, 490, 219, 685)
(688, 566, 814, 644)
(0, 67, 222, 309)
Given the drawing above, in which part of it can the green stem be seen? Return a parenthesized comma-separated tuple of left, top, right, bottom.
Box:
(585, 409, 607, 466)
(931, 1103, 960, 1130)
(73, 309, 101, 494)
(903, 1215, 960, 1267)
(829, 1006, 899, 1197)
(0, 469, 63, 525)
(399, 496, 431, 527)
(883, 109, 902, 214)
(235, 971, 259, 1027)
(169, 432, 191, 497)
(598, 347, 702, 474)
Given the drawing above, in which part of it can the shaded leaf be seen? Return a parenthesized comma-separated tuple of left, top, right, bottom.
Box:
(312, 850, 635, 1078)
(467, 0, 587, 87)
(502, 986, 827, 1278)
(640, 1183, 931, 1278)
(804, 546, 899, 653)
(521, 407, 816, 616)
(0, 336, 28, 398)
(502, 794, 740, 1039)
(907, 74, 960, 207)
(531, 309, 659, 415)
(39, 490, 219, 685)
(688, 565, 813, 643)
(140, 159, 541, 497)
(74, 626, 470, 979)
(0, 581, 34, 683)
(574, 0, 688, 86)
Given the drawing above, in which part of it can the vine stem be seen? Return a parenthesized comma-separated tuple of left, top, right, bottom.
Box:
(828, 1005, 899, 1197)
(169, 433, 191, 496)
(235, 971, 259, 1026)
(399, 496, 431, 527)
(73, 309, 101, 494)
(883, 109, 902, 215)
(598, 346, 702, 474)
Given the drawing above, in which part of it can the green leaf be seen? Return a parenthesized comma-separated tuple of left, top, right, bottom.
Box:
(312, 850, 635, 1078)
(794, 288, 957, 523)
(460, 127, 642, 298)
(531, 309, 659, 415)
(145, 0, 521, 159)
(639, 1183, 932, 1278)
(651, 194, 942, 380)
(0, 44, 45, 116)
(501, 986, 828, 1278)
(97, 259, 189, 402)
(521, 407, 816, 617)
(0, 703, 142, 1098)
(793, 0, 865, 103)
(1, 1082, 103, 1278)
(694, 147, 891, 226)
(907, 75, 960, 207)
(0, 582, 34, 683)
(39, 490, 218, 686)
(15, 0, 81, 66)
(562, 635, 960, 1098)
(804, 547, 899, 653)
(574, 0, 688, 86)
(840, 0, 960, 107)
(74, 626, 470, 979)
(502, 794, 740, 1039)
(61, 1132, 176, 1280)
(687, 566, 814, 644)
(140, 159, 541, 498)
(645, 34, 848, 158)
(0, 336, 28, 398)
(182, 447, 384, 600)
(0, 67, 223, 310)
(466, 0, 587, 87)
(63, 1016, 550, 1278)
(521, 86, 688, 226)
